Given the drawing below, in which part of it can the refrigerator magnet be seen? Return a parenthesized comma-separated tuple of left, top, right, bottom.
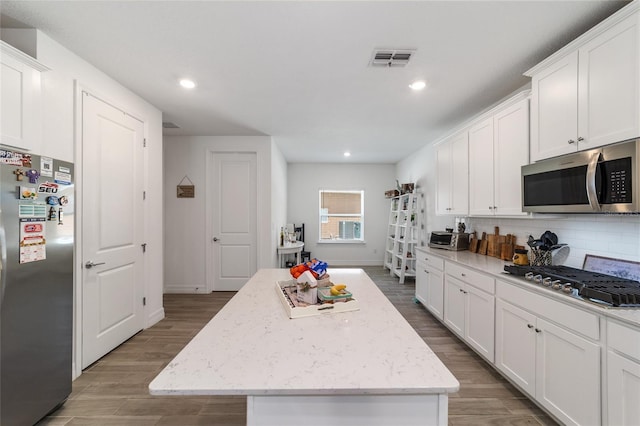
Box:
(54, 171, 71, 185)
(19, 218, 47, 263)
(13, 168, 25, 181)
(20, 187, 37, 200)
(46, 196, 59, 205)
(41, 157, 53, 177)
(25, 169, 40, 183)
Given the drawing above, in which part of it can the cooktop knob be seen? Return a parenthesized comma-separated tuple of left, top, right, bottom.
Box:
(525, 272, 534, 281)
(551, 280, 562, 290)
(542, 277, 553, 287)
(534, 274, 543, 284)
(562, 284, 573, 294)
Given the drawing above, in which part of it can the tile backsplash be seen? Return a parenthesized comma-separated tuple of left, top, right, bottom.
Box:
(464, 214, 640, 268)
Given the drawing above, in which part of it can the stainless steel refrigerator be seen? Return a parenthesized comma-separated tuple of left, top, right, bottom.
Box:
(0, 146, 73, 425)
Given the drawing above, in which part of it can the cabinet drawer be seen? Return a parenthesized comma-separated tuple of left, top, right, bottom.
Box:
(446, 262, 494, 294)
(608, 320, 640, 362)
(416, 252, 444, 271)
(497, 279, 600, 340)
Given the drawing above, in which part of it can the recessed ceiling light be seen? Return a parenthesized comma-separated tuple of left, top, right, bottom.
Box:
(409, 80, 427, 91)
(344, 152, 351, 157)
(179, 79, 196, 89)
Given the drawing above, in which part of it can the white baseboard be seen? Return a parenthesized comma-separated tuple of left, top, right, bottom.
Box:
(325, 260, 385, 267)
(163, 285, 210, 294)
(146, 306, 165, 328)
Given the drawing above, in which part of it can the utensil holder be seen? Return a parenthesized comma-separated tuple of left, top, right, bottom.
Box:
(531, 249, 552, 267)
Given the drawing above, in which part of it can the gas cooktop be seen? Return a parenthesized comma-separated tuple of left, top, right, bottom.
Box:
(504, 264, 640, 307)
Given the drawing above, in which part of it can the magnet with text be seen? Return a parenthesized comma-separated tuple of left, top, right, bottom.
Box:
(41, 157, 53, 177)
(46, 196, 59, 205)
(54, 171, 71, 185)
(38, 181, 59, 195)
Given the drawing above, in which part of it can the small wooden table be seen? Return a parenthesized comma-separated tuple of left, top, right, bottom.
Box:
(277, 241, 304, 267)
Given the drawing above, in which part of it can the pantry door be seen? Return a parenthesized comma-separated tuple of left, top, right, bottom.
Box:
(208, 152, 257, 291)
(81, 92, 145, 368)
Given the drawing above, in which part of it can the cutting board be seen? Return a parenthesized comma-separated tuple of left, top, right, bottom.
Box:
(500, 234, 515, 260)
(478, 232, 488, 255)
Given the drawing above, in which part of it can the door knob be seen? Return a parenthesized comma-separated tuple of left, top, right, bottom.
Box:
(213, 237, 220, 242)
(85, 261, 106, 269)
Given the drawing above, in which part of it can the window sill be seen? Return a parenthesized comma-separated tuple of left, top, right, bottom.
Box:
(317, 240, 366, 245)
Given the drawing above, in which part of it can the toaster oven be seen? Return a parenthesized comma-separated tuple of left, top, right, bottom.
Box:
(428, 232, 470, 251)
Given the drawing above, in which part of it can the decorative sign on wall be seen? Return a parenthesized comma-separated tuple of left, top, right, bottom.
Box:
(177, 176, 195, 198)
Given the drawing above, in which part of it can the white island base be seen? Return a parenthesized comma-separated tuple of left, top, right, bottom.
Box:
(247, 394, 448, 426)
(150, 269, 458, 426)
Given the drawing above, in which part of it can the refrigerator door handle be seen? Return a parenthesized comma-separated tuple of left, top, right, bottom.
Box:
(0, 214, 6, 306)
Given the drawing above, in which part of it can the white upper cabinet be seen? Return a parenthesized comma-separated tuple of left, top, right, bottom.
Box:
(0, 41, 48, 152)
(469, 96, 529, 216)
(529, 8, 640, 162)
(435, 131, 468, 216)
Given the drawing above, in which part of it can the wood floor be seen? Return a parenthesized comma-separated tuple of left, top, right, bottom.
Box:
(38, 266, 557, 426)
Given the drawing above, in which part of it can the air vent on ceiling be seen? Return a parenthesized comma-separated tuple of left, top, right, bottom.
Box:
(162, 122, 180, 129)
(369, 49, 415, 67)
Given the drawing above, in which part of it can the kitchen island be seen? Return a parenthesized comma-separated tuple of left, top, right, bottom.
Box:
(149, 268, 459, 426)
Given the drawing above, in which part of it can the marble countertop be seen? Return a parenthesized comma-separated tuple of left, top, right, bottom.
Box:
(416, 247, 640, 329)
(149, 268, 460, 396)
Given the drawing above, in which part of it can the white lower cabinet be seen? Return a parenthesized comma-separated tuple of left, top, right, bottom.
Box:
(495, 298, 601, 426)
(444, 263, 495, 362)
(606, 320, 640, 426)
(415, 252, 444, 321)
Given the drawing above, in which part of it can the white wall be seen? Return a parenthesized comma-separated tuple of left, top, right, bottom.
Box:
(287, 163, 395, 266)
(163, 135, 274, 292)
(1, 29, 165, 377)
(397, 141, 640, 268)
(271, 141, 288, 266)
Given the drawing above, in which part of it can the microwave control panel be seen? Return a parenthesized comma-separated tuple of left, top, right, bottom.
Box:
(602, 157, 632, 204)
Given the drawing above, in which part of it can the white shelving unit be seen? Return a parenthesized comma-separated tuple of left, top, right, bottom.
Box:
(384, 191, 419, 283)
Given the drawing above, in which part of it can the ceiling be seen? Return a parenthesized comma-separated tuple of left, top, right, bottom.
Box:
(0, 1, 631, 163)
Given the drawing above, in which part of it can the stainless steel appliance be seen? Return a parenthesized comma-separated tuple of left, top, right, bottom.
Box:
(522, 139, 639, 213)
(429, 231, 469, 251)
(504, 264, 640, 307)
(0, 146, 73, 425)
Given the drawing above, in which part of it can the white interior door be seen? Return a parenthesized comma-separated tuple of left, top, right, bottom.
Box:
(81, 93, 145, 368)
(210, 152, 257, 291)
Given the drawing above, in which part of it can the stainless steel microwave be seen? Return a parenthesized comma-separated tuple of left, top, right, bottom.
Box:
(522, 139, 639, 213)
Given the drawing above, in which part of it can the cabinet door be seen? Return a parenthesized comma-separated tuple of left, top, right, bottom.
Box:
(607, 350, 640, 426)
(468, 118, 494, 216)
(578, 13, 640, 150)
(495, 299, 536, 396)
(444, 276, 465, 338)
(425, 267, 444, 321)
(449, 132, 469, 215)
(536, 318, 601, 426)
(435, 142, 452, 215)
(465, 285, 495, 362)
(1, 54, 42, 151)
(493, 99, 529, 216)
(531, 51, 579, 161)
(415, 264, 428, 305)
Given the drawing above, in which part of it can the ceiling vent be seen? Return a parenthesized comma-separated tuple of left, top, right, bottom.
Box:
(369, 49, 415, 67)
(162, 121, 180, 129)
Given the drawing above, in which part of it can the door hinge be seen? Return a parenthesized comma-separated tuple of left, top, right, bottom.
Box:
(143, 297, 146, 306)
(141, 243, 147, 253)
(143, 191, 146, 200)
(143, 138, 147, 147)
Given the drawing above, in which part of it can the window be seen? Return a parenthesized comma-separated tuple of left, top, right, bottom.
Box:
(318, 190, 364, 241)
